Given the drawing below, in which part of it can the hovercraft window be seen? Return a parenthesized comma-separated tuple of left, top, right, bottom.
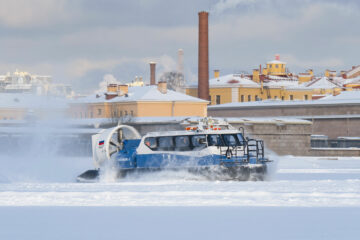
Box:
(144, 137, 157, 149)
(237, 134, 245, 145)
(207, 134, 223, 146)
(158, 136, 175, 151)
(175, 136, 191, 151)
(191, 135, 206, 149)
(222, 134, 239, 146)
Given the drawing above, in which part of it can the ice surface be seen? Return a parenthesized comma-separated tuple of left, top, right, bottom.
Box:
(0, 155, 359, 239)
(0, 207, 359, 240)
(0, 156, 359, 207)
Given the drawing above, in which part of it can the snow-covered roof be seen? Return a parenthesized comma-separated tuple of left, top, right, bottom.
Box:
(306, 77, 341, 89)
(129, 116, 310, 124)
(188, 74, 307, 89)
(266, 60, 286, 64)
(188, 74, 259, 88)
(209, 91, 360, 109)
(0, 93, 68, 109)
(267, 75, 297, 81)
(73, 86, 208, 104)
(345, 65, 360, 77)
(263, 80, 306, 89)
(343, 76, 360, 85)
(320, 90, 360, 101)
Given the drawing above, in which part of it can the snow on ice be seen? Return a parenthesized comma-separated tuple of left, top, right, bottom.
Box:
(0, 153, 359, 239)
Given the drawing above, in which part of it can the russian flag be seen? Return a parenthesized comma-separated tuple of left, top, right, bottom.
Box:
(99, 140, 105, 146)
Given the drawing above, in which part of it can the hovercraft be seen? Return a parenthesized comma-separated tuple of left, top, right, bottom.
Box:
(77, 118, 271, 181)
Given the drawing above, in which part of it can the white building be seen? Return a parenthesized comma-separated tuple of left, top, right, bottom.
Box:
(0, 70, 73, 97)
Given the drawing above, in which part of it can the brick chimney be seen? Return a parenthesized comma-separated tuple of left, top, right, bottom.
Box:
(198, 11, 209, 101)
(157, 81, 167, 94)
(107, 84, 118, 93)
(150, 62, 156, 85)
(117, 84, 129, 96)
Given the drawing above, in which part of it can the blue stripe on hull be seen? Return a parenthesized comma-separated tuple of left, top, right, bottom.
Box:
(116, 153, 265, 170)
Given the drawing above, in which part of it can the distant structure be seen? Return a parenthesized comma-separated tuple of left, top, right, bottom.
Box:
(198, 11, 209, 101)
(128, 76, 144, 87)
(0, 70, 72, 97)
(149, 62, 156, 85)
(159, 72, 185, 93)
(177, 49, 184, 76)
(159, 49, 186, 93)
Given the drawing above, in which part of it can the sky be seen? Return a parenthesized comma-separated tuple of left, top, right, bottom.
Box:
(0, 0, 359, 93)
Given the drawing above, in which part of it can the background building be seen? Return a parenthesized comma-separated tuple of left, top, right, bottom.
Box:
(69, 82, 208, 119)
(187, 73, 313, 105)
(0, 70, 73, 97)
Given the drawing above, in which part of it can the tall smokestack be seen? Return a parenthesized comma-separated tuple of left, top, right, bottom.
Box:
(177, 49, 184, 75)
(149, 62, 156, 85)
(198, 11, 209, 101)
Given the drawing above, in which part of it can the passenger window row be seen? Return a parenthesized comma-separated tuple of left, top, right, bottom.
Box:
(144, 134, 245, 152)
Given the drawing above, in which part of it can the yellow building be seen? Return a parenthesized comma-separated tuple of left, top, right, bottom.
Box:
(298, 69, 314, 84)
(186, 74, 313, 105)
(304, 77, 342, 97)
(262, 54, 287, 76)
(325, 69, 337, 78)
(70, 82, 208, 119)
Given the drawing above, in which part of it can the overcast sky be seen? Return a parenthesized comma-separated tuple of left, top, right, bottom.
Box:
(0, 0, 359, 93)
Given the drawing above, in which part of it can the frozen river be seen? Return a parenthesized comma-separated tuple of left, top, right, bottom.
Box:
(0, 155, 359, 239)
(0, 156, 359, 207)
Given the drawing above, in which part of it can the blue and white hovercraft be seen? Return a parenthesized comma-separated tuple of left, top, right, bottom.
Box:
(77, 118, 271, 181)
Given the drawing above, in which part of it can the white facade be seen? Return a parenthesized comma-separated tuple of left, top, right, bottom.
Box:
(0, 70, 73, 97)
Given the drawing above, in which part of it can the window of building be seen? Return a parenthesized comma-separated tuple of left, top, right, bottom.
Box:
(90, 112, 93, 118)
(241, 95, 244, 102)
(80, 112, 82, 118)
(269, 64, 272, 68)
(274, 96, 278, 100)
(290, 95, 294, 100)
(216, 95, 221, 105)
(209, 95, 212, 104)
(124, 111, 128, 116)
(267, 95, 271, 99)
(275, 64, 279, 68)
(130, 110, 134, 116)
(248, 95, 251, 101)
(281, 96, 284, 101)
(120, 111, 123, 117)
(255, 95, 259, 101)
(304, 95, 308, 100)
(97, 109, 102, 115)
